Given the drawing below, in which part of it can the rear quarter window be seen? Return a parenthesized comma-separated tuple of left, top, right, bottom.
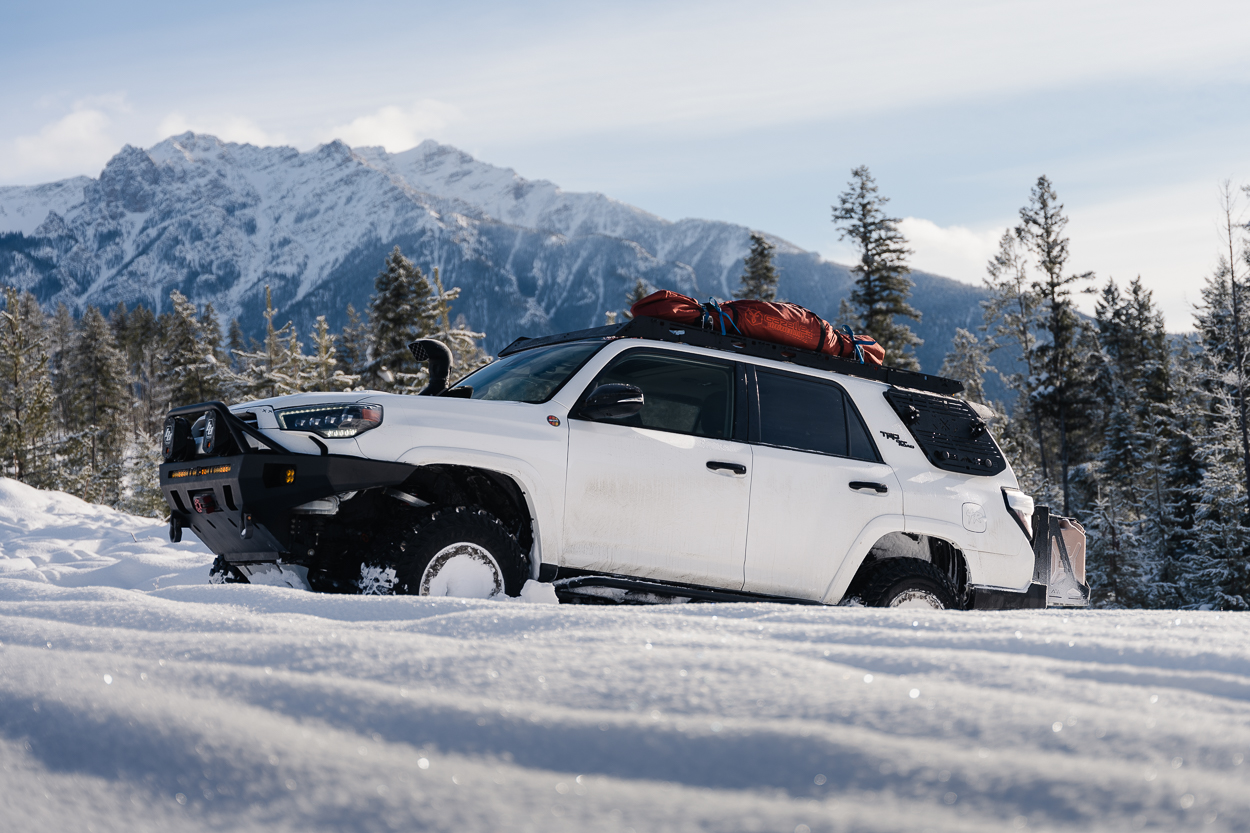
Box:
(755, 370, 880, 462)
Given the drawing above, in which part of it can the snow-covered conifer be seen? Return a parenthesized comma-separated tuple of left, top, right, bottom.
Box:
(832, 166, 921, 369)
(733, 233, 780, 302)
(622, 279, 651, 320)
(162, 290, 223, 407)
(227, 286, 306, 399)
(309, 315, 357, 391)
(939, 328, 990, 406)
(338, 303, 369, 378)
(63, 306, 130, 504)
(1015, 175, 1094, 516)
(365, 247, 436, 391)
(0, 287, 56, 484)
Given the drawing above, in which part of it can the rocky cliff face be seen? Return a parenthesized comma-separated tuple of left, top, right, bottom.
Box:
(0, 133, 990, 378)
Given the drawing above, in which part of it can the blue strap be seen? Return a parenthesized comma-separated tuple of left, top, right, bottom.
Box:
(842, 324, 865, 364)
(710, 298, 742, 335)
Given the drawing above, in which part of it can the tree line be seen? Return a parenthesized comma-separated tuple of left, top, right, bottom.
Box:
(725, 168, 1250, 610)
(0, 247, 484, 517)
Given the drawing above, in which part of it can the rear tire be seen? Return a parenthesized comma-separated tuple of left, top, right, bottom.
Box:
(358, 506, 526, 598)
(860, 559, 957, 610)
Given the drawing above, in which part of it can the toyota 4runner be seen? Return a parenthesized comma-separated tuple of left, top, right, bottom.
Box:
(159, 316, 1089, 610)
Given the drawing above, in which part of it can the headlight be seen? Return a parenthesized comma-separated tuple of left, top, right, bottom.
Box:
(274, 403, 383, 438)
(1002, 487, 1035, 541)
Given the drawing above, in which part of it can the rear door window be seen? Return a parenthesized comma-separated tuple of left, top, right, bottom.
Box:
(755, 370, 879, 462)
(581, 352, 736, 440)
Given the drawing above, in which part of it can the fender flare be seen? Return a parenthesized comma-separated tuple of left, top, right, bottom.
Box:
(819, 514, 907, 604)
(820, 516, 987, 604)
(394, 446, 552, 580)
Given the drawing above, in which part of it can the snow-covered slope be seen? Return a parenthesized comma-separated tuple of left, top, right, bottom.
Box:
(0, 134, 990, 375)
(1, 478, 1247, 831)
(0, 477, 212, 589)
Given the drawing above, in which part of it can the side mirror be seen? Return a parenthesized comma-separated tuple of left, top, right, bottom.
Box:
(581, 384, 644, 420)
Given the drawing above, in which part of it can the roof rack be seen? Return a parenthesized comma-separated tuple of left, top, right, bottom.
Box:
(498, 316, 963, 396)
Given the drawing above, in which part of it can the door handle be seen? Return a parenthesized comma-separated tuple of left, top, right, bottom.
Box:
(707, 461, 747, 476)
(849, 481, 889, 494)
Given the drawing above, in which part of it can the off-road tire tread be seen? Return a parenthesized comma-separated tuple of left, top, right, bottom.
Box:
(860, 558, 957, 609)
(373, 505, 527, 597)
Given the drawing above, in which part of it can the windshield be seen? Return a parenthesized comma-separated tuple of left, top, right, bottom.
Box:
(448, 341, 603, 403)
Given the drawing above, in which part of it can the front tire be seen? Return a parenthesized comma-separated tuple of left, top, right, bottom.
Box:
(358, 506, 526, 598)
(860, 559, 957, 610)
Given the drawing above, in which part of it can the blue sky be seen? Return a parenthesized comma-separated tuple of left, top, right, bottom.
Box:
(3, 0, 1249, 330)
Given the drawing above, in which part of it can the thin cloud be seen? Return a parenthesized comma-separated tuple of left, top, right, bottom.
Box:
(156, 113, 286, 147)
(900, 218, 1005, 287)
(326, 100, 461, 152)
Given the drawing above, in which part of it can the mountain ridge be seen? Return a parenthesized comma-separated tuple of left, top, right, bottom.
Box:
(0, 133, 1000, 389)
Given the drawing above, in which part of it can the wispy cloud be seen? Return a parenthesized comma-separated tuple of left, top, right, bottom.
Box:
(326, 101, 461, 152)
(156, 113, 285, 147)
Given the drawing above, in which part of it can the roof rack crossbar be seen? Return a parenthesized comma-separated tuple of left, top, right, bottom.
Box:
(499, 316, 963, 396)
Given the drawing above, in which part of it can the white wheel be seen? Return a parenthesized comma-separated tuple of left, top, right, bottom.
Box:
(419, 542, 504, 598)
(888, 588, 946, 609)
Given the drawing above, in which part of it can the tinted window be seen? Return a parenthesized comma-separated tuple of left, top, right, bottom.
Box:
(451, 341, 602, 403)
(757, 371, 878, 461)
(585, 353, 735, 439)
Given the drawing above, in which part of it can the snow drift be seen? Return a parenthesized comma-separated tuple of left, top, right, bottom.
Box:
(0, 478, 1247, 831)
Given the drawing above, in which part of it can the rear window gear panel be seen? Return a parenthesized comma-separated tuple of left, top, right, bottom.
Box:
(883, 389, 1006, 476)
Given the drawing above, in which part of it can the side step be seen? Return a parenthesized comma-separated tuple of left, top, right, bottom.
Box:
(552, 574, 826, 606)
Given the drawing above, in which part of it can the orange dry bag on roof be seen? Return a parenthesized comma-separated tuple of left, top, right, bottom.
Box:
(629, 290, 886, 367)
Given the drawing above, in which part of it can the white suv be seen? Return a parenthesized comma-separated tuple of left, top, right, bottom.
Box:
(159, 316, 1088, 610)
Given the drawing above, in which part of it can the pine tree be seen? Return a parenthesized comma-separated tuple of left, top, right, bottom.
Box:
(162, 290, 223, 407)
(733, 233, 780, 302)
(832, 166, 922, 368)
(939, 328, 991, 405)
(622, 279, 651, 320)
(65, 306, 130, 504)
(982, 230, 1051, 484)
(309, 315, 357, 391)
(0, 287, 56, 484)
(200, 302, 225, 365)
(1016, 175, 1094, 516)
(832, 298, 864, 333)
(426, 267, 487, 373)
(48, 302, 76, 437)
(365, 247, 437, 391)
(226, 318, 246, 370)
(1184, 385, 1250, 609)
(227, 286, 307, 399)
(339, 303, 369, 377)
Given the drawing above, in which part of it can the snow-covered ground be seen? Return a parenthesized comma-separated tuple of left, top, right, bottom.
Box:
(1, 478, 1247, 832)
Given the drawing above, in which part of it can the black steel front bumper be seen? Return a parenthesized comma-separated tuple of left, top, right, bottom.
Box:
(160, 402, 414, 562)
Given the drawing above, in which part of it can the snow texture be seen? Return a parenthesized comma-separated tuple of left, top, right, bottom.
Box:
(1, 476, 1247, 832)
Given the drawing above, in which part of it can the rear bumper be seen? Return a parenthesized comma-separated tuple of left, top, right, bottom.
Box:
(161, 451, 414, 562)
(967, 506, 1089, 610)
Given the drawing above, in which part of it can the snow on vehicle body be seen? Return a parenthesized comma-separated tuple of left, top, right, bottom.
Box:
(159, 316, 1088, 609)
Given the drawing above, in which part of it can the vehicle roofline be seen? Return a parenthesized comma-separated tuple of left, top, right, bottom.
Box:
(501, 316, 963, 396)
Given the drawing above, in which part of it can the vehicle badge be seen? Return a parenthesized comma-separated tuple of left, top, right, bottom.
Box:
(547, 415, 561, 427)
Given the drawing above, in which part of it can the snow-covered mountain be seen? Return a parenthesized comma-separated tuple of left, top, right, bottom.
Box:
(0, 134, 989, 373)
